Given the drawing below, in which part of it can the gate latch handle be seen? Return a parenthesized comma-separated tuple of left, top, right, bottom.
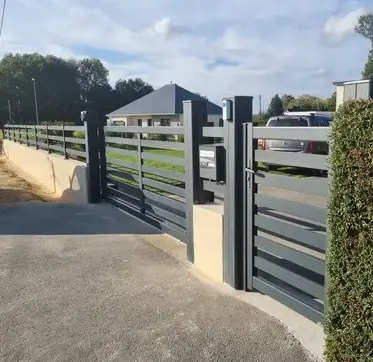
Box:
(245, 167, 255, 175)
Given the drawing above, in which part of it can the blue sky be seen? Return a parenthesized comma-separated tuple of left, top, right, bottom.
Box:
(1, 0, 372, 109)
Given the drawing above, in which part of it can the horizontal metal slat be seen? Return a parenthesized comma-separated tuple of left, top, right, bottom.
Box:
(143, 190, 186, 212)
(104, 126, 184, 135)
(202, 127, 224, 138)
(255, 256, 324, 300)
(255, 214, 326, 251)
(49, 144, 64, 153)
(65, 137, 85, 145)
(105, 137, 138, 146)
(106, 195, 186, 242)
(254, 172, 328, 197)
(35, 125, 47, 130)
(141, 152, 185, 167)
(107, 168, 139, 183)
(255, 150, 328, 170)
(200, 167, 217, 181)
(47, 126, 63, 131)
(255, 236, 325, 275)
(106, 157, 138, 171)
(48, 135, 64, 141)
(253, 127, 329, 142)
(107, 185, 140, 204)
(37, 142, 48, 149)
(143, 177, 185, 198)
(255, 193, 326, 225)
(252, 277, 323, 323)
(107, 177, 142, 197)
(66, 148, 86, 158)
(106, 146, 138, 159)
(141, 139, 185, 151)
(144, 202, 186, 227)
(64, 126, 85, 131)
(142, 165, 185, 182)
(202, 180, 224, 198)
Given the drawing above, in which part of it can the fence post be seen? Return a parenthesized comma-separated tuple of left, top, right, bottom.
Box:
(18, 126, 21, 144)
(98, 121, 107, 199)
(46, 124, 50, 153)
(34, 125, 39, 150)
(26, 126, 29, 146)
(83, 110, 101, 203)
(137, 132, 145, 214)
(62, 123, 67, 159)
(223, 96, 253, 290)
(183, 100, 214, 263)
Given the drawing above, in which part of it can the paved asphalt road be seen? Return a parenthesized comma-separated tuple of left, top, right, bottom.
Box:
(0, 202, 315, 362)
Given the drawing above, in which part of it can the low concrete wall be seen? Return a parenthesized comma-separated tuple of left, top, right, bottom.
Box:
(2, 140, 88, 203)
(193, 203, 224, 282)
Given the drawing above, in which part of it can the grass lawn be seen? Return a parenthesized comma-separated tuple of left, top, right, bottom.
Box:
(257, 162, 310, 178)
(107, 148, 186, 195)
(107, 146, 312, 199)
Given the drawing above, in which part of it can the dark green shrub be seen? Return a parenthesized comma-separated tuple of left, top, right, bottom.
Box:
(325, 100, 373, 362)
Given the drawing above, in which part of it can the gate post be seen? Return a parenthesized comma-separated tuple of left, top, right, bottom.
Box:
(184, 100, 214, 263)
(98, 120, 107, 200)
(223, 96, 253, 290)
(83, 110, 101, 203)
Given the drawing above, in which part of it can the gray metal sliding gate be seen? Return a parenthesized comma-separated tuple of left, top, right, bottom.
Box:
(103, 126, 187, 242)
(244, 124, 329, 322)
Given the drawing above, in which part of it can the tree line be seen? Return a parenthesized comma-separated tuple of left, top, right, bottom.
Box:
(356, 12, 373, 79)
(0, 53, 154, 124)
(253, 92, 336, 123)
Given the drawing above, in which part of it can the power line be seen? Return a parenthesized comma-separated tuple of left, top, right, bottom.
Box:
(0, 0, 7, 42)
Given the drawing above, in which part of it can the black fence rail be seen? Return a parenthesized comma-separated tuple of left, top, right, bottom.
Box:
(4, 124, 87, 161)
(103, 125, 187, 241)
(245, 124, 329, 322)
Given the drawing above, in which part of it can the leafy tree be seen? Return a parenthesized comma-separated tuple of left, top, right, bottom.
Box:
(0, 53, 80, 123)
(195, 92, 209, 101)
(287, 94, 330, 111)
(266, 94, 283, 116)
(113, 78, 153, 111)
(355, 13, 373, 42)
(355, 13, 373, 79)
(327, 92, 337, 111)
(0, 53, 154, 124)
(281, 94, 295, 110)
(362, 48, 373, 79)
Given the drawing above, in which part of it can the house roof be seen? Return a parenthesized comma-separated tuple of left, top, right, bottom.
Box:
(333, 79, 373, 86)
(107, 83, 222, 117)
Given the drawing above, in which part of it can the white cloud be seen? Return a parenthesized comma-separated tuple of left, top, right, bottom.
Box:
(1, 0, 371, 108)
(323, 7, 368, 42)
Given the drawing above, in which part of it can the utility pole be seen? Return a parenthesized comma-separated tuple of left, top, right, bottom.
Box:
(259, 95, 262, 121)
(7, 99, 11, 124)
(31, 78, 39, 125)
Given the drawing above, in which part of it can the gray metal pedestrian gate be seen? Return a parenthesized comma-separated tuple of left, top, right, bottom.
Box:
(243, 123, 329, 323)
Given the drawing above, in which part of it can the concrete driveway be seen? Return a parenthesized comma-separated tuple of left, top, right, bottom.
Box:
(0, 202, 315, 362)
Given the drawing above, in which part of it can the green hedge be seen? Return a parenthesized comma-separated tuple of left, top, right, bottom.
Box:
(325, 100, 373, 362)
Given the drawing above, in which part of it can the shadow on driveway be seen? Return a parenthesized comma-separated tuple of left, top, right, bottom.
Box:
(0, 202, 163, 235)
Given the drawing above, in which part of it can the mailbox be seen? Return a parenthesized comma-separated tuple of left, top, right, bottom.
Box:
(199, 144, 225, 182)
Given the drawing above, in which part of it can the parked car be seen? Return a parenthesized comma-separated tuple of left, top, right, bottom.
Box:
(261, 112, 332, 171)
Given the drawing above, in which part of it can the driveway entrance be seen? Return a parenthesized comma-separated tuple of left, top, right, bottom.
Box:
(0, 202, 315, 362)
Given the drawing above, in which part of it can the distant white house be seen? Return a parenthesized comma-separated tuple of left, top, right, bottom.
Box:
(333, 79, 373, 110)
(106, 83, 222, 127)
